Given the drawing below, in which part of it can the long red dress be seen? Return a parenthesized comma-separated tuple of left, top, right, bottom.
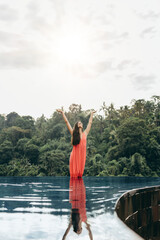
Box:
(69, 132, 86, 178)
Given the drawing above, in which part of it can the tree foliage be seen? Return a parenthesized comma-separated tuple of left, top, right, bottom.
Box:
(0, 98, 160, 176)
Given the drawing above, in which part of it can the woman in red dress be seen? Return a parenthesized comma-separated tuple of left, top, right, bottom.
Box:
(57, 109, 95, 178)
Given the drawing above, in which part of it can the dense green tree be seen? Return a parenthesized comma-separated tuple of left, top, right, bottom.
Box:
(0, 115, 5, 130)
(15, 138, 29, 156)
(129, 153, 152, 176)
(35, 114, 48, 143)
(116, 118, 148, 157)
(0, 96, 160, 176)
(85, 154, 105, 176)
(0, 140, 13, 164)
(39, 150, 68, 176)
(14, 115, 35, 130)
(6, 112, 20, 127)
(48, 123, 65, 140)
(146, 138, 160, 171)
(0, 126, 30, 145)
(25, 143, 39, 164)
(131, 99, 145, 117)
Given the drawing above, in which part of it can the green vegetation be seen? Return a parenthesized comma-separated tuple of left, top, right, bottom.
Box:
(0, 96, 160, 177)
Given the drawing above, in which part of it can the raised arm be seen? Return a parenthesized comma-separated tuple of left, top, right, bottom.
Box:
(84, 111, 96, 136)
(85, 222, 93, 240)
(57, 109, 73, 135)
(62, 222, 72, 240)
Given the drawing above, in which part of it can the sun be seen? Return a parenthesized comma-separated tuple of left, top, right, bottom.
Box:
(55, 31, 88, 65)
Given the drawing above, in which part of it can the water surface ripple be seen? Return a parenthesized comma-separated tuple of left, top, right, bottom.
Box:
(0, 176, 160, 240)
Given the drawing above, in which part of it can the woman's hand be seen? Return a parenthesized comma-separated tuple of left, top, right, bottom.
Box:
(56, 109, 63, 114)
(85, 222, 90, 229)
(91, 110, 96, 114)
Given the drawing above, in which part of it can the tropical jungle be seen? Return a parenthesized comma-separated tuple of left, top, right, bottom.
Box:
(0, 96, 160, 177)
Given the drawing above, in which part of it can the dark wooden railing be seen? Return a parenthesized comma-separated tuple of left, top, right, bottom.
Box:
(115, 186, 160, 240)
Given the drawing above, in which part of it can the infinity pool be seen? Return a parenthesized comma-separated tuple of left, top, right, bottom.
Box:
(0, 176, 160, 240)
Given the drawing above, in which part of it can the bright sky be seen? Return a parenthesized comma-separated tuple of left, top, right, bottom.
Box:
(0, 0, 160, 119)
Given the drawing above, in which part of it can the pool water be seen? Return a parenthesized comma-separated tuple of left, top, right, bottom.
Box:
(0, 176, 160, 240)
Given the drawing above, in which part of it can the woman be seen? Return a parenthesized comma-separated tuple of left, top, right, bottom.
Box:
(62, 178, 93, 239)
(57, 109, 96, 178)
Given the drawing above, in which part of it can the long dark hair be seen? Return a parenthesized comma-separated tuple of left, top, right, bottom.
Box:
(72, 122, 81, 145)
(71, 209, 81, 233)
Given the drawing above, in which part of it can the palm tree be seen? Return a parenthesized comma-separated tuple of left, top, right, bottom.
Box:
(131, 99, 145, 117)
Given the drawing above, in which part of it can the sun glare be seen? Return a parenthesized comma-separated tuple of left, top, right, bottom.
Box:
(56, 32, 88, 64)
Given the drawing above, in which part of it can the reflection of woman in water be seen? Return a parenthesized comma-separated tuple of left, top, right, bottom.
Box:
(57, 109, 96, 178)
(62, 178, 93, 239)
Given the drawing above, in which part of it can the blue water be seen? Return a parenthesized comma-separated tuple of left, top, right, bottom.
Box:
(0, 176, 160, 240)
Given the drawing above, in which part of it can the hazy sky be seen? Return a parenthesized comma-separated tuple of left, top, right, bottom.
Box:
(0, 0, 160, 118)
